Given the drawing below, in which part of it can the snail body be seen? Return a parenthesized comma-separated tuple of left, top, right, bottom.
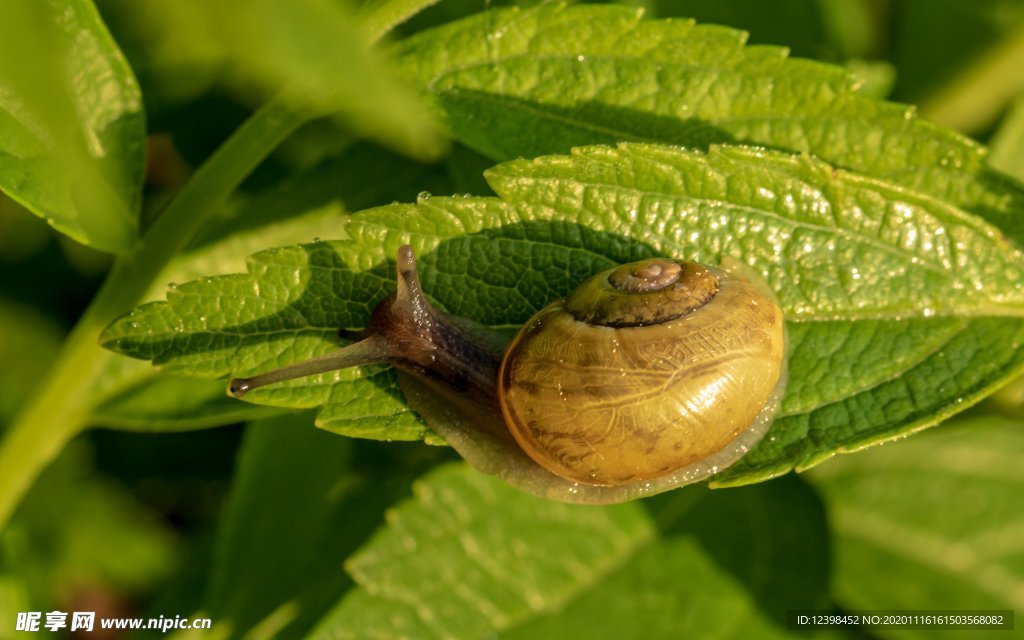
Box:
(229, 246, 787, 504)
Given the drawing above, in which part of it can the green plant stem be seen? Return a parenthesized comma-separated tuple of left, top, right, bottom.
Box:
(0, 0, 434, 532)
(0, 97, 309, 531)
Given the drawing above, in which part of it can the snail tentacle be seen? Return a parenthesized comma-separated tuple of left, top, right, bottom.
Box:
(226, 246, 436, 398)
(228, 334, 391, 398)
(229, 246, 502, 414)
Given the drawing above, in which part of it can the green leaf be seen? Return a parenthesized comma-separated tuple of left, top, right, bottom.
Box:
(393, 3, 1024, 246)
(313, 462, 653, 639)
(844, 59, 896, 100)
(226, 0, 445, 160)
(0, 0, 144, 252)
(204, 413, 441, 640)
(101, 143, 1024, 486)
(307, 464, 826, 638)
(84, 203, 353, 433)
(989, 94, 1024, 181)
(808, 416, 1024, 633)
(88, 143, 454, 434)
(90, 374, 282, 431)
(103, 0, 444, 161)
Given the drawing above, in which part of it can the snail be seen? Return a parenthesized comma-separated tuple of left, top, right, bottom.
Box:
(228, 245, 787, 504)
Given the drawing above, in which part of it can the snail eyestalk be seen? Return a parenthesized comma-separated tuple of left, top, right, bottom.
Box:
(226, 243, 432, 399)
(227, 244, 502, 405)
(228, 335, 390, 398)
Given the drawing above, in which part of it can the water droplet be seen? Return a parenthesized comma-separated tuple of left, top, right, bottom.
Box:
(417, 191, 432, 202)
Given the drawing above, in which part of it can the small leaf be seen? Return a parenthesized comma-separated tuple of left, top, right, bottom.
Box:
(989, 94, 1024, 181)
(394, 4, 1024, 246)
(0, 0, 144, 252)
(845, 58, 897, 99)
(101, 143, 1024, 485)
(808, 416, 1024, 618)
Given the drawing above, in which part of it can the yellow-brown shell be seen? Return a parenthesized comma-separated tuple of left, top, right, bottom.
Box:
(497, 258, 785, 487)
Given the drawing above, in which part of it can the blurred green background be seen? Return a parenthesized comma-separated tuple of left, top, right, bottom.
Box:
(3, 0, 1024, 638)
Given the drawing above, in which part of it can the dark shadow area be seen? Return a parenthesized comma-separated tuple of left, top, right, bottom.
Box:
(437, 87, 739, 162)
(642, 474, 835, 635)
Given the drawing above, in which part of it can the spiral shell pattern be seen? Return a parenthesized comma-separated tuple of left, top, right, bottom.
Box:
(498, 258, 785, 486)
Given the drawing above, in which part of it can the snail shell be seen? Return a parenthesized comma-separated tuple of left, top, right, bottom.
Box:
(229, 246, 787, 504)
(500, 259, 786, 488)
